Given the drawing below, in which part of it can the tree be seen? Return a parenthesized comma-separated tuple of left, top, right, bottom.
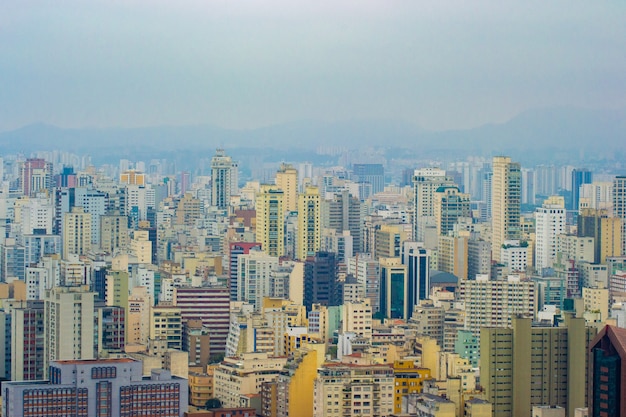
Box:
(205, 398, 222, 409)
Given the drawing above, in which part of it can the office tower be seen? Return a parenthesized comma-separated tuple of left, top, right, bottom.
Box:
(535, 196, 566, 271)
(229, 242, 262, 301)
(380, 257, 409, 320)
(571, 168, 593, 211)
(492, 156, 521, 262)
(412, 168, 455, 241)
(211, 148, 238, 209)
(2, 358, 188, 417)
(313, 363, 395, 417)
(62, 206, 92, 257)
(468, 238, 491, 280)
(43, 286, 96, 372)
(347, 254, 380, 313)
(482, 170, 493, 221)
(304, 251, 340, 311)
(100, 214, 129, 253)
(353, 163, 385, 195)
(433, 185, 471, 236)
(588, 325, 626, 417)
(322, 190, 363, 255)
(256, 185, 285, 257)
(459, 275, 535, 336)
(578, 208, 623, 263)
(55, 166, 77, 188)
(11, 300, 45, 381)
(275, 163, 298, 213)
(297, 186, 321, 260)
(23, 234, 61, 267)
(236, 250, 279, 311)
(403, 242, 430, 304)
(614, 176, 626, 255)
(521, 167, 536, 205)
(19, 158, 53, 196)
(481, 315, 594, 417)
(173, 286, 230, 355)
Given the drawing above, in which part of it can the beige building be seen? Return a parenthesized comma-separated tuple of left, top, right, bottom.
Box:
(297, 186, 321, 260)
(214, 352, 288, 408)
(130, 230, 152, 264)
(491, 156, 521, 262)
(342, 299, 373, 340)
(438, 235, 468, 280)
(313, 362, 395, 417)
(275, 163, 298, 213)
(480, 314, 596, 417)
(149, 305, 182, 350)
(62, 207, 92, 257)
(100, 214, 129, 253)
(582, 285, 609, 324)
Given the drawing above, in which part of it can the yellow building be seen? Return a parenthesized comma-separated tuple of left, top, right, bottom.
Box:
(416, 335, 441, 380)
(297, 186, 321, 260)
(582, 285, 609, 324)
(120, 169, 145, 186)
(374, 224, 408, 260)
(393, 360, 432, 414)
(188, 371, 214, 407)
(465, 398, 493, 417)
(437, 235, 468, 280)
(176, 192, 203, 226)
(256, 185, 285, 257)
(275, 163, 298, 213)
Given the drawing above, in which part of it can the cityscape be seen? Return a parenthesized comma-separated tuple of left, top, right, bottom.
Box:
(1, 2, 626, 417)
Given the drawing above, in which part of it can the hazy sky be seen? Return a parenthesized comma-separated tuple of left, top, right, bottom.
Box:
(1, 1, 625, 131)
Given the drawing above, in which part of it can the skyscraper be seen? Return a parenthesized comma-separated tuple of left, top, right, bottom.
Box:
(379, 257, 409, 320)
(297, 186, 321, 260)
(19, 158, 53, 197)
(588, 325, 626, 417)
(352, 163, 385, 195)
(571, 168, 592, 211)
(211, 148, 238, 209)
(535, 196, 566, 271)
(256, 185, 285, 257)
(322, 190, 363, 255)
(613, 176, 626, 256)
(275, 163, 298, 213)
(412, 168, 454, 241)
(492, 156, 521, 262)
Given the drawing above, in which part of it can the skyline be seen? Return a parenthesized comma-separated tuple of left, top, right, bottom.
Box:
(1, 1, 625, 132)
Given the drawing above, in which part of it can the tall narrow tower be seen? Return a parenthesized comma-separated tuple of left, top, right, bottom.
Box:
(412, 168, 454, 241)
(211, 148, 238, 209)
(613, 176, 626, 255)
(256, 185, 285, 257)
(275, 163, 298, 213)
(491, 156, 521, 262)
(297, 186, 321, 260)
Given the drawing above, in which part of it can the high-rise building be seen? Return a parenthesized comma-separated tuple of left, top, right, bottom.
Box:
(322, 190, 363, 255)
(468, 238, 491, 280)
(304, 252, 340, 311)
(380, 257, 409, 320)
(438, 235, 469, 280)
(481, 315, 594, 417)
(433, 185, 471, 236)
(236, 250, 279, 311)
(297, 186, 321, 260)
(403, 242, 431, 303)
(578, 208, 623, 263)
(256, 185, 285, 257)
(347, 254, 380, 313)
(173, 286, 230, 355)
(588, 325, 626, 417)
(62, 207, 92, 257)
(2, 358, 188, 417)
(535, 197, 566, 271)
(11, 300, 45, 381)
(613, 176, 626, 255)
(413, 168, 455, 241)
(43, 286, 96, 372)
(211, 148, 238, 209)
(459, 275, 536, 336)
(229, 242, 262, 301)
(353, 163, 385, 195)
(492, 156, 521, 262)
(275, 163, 298, 213)
(571, 168, 593, 211)
(19, 158, 53, 197)
(100, 214, 129, 253)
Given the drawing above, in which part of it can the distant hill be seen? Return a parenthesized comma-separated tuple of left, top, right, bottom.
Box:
(1, 106, 624, 160)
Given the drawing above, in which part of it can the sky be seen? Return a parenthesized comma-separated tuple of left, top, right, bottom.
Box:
(1, 1, 625, 132)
